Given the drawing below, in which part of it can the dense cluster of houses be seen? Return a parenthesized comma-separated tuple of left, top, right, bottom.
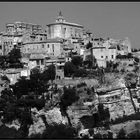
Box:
(0, 11, 132, 83)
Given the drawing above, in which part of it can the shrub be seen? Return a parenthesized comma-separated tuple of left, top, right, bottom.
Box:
(0, 125, 18, 138)
(127, 130, 140, 138)
(117, 128, 126, 138)
(77, 82, 87, 88)
(40, 123, 77, 138)
(73, 69, 87, 77)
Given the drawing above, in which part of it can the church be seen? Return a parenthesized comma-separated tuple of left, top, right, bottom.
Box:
(46, 11, 84, 40)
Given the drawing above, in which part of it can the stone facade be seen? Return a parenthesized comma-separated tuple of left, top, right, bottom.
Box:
(46, 11, 84, 40)
(0, 12, 132, 72)
(83, 37, 132, 68)
(0, 21, 47, 55)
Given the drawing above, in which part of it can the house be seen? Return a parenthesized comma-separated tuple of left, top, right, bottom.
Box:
(83, 37, 132, 68)
(4, 68, 30, 85)
(45, 57, 65, 80)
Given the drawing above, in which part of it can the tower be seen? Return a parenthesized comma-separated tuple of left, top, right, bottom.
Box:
(56, 11, 65, 23)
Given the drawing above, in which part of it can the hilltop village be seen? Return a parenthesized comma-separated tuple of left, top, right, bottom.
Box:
(0, 12, 140, 138)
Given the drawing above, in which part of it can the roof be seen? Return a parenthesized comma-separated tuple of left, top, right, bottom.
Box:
(92, 47, 106, 49)
(46, 57, 65, 63)
(21, 57, 29, 63)
(30, 54, 46, 59)
(5, 68, 22, 74)
(63, 43, 74, 50)
(108, 45, 117, 49)
(47, 21, 83, 28)
(23, 37, 63, 45)
(94, 38, 104, 41)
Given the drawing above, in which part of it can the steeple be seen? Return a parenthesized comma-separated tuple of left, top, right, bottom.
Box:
(59, 11, 62, 17)
(56, 11, 65, 23)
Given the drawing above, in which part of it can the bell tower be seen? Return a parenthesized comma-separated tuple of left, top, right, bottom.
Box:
(56, 11, 66, 23)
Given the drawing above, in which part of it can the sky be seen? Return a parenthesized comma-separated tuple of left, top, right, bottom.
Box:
(0, 2, 140, 48)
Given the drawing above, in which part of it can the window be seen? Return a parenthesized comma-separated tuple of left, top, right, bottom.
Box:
(106, 56, 108, 59)
(101, 56, 103, 58)
(41, 60, 44, 65)
(37, 60, 39, 65)
(70, 28, 72, 35)
(42, 44, 44, 48)
(52, 44, 54, 52)
(48, 44, 49, 48)
(64, 28, 66, 34)
(112, 55, 114, 59)
(40, 37, 42, 41)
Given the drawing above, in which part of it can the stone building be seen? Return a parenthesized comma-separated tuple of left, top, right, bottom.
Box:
(0, 21, 47, 55)
(83, 37, 132, 68)
(46, 11, 84, 40)
(46, 11, 85, 56)
(21, 37, 64, 69)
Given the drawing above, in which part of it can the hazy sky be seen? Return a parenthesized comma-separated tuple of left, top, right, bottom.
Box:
(0, 2, 140, 48)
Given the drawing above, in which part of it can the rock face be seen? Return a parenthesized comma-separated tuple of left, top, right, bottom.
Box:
(5, 119, 20, 130)
(110, 120, 140, 136)
(106, 99, 139, 121)
(78, 129, 91, 138)
(28, 117, 46, 137)
(43, 108, 68, 125)
(28, 107, 68, 137)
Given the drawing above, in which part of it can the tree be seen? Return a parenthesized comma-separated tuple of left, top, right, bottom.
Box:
(97, 67, 105, 85)
(86, 42, 92, 49)
(31, 123, 77, 138)
(73, 68, 87, 77)
(134, 57, 139, 63)
(0, 56, 8, 70)
(29, 67, 50, 97)
(64, 62, 76, 77)
(97, 103, 110, 124)
(128, 130, 140, 138)
(84, 55, 97, 69)
(86, 41, 94, 68)
(59, 86, 79, 126)
(0, 69, 50, 137)
(106, 61, 119, 73)
(46, 64, 56, 82)
(117, 128, 126, 138)
(71, 56, 83, 68)
(124, 72, 138, 113)
(0, 47, 23, 69)
(7, 47, 23, 68)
